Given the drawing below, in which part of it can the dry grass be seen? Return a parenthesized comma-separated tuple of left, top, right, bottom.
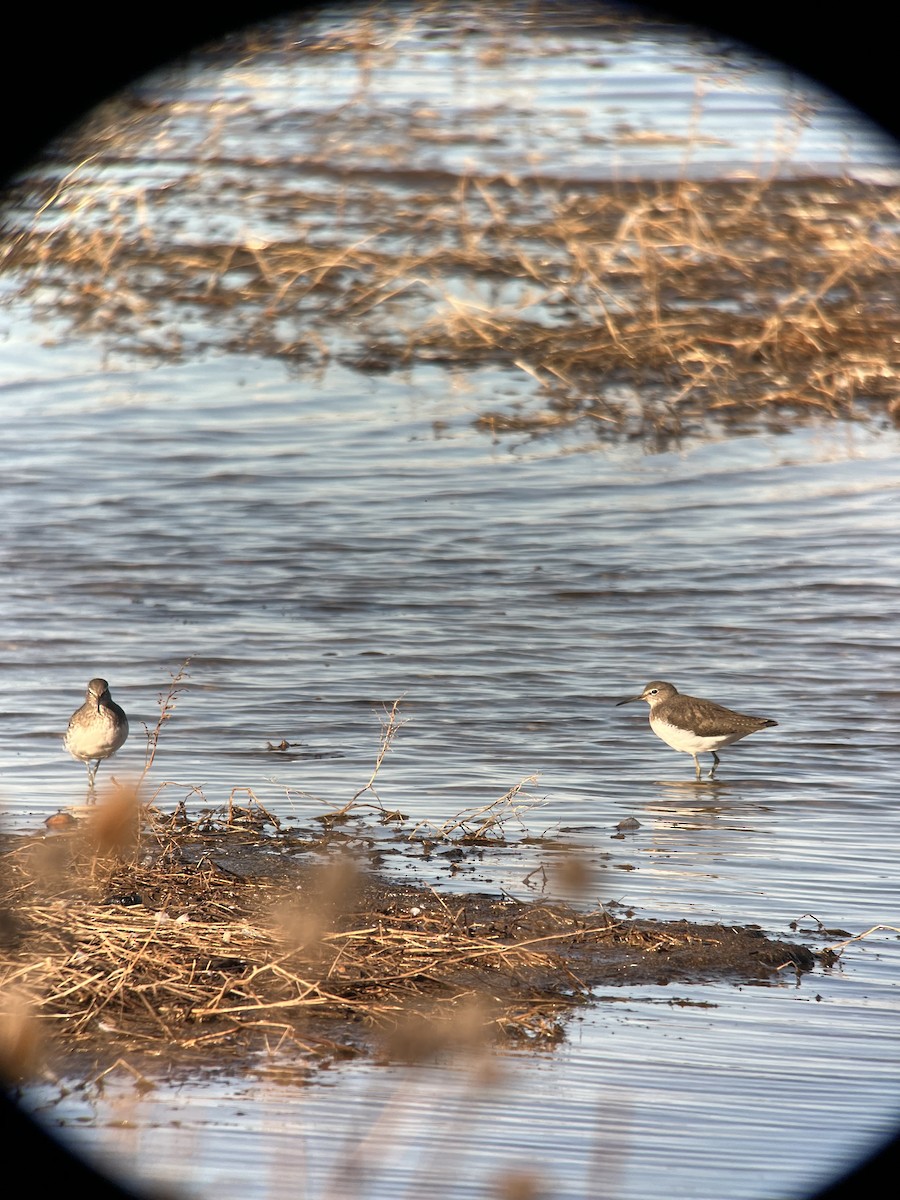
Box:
(0, 787, 818, 1088)
(0, 9, 877, 1091)
(0, 674, 836, 1092)
(0, 814, 573, 1079)
(0, 691, 574, 1085)
(7, 171, 900, 435)
(2, 9, 899, 444)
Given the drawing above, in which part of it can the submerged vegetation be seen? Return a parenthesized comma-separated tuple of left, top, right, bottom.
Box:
(6, 167, 900, 444)
(1, 6, 899, 447)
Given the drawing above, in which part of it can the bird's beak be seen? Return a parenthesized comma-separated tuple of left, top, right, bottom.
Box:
(616, 693, 644, 706)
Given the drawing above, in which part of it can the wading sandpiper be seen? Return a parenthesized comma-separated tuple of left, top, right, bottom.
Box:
(616, 680, 777, 779)
(64, 678, 129, 790)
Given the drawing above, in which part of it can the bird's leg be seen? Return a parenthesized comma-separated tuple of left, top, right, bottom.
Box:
(87, 761, 99, 792)
(692, 754, 702, 779)
(708, 752, 721, 779)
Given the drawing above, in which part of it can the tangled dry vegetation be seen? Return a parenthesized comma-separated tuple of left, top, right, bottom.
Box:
(0, 12, 887, 1090)
(0, 794, 818, 1090)
(1, 5, 899, 445)
(0, 673, 852, 1091)
(0, 672, 868, 1094)
(6, 167, 900, 443)
(0, 675, 815, 1086)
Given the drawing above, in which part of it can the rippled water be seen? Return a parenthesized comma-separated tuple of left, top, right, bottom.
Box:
(4, 6, 900, 1199)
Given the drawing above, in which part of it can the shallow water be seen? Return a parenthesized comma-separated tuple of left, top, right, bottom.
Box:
(4, 6, 900, 1199)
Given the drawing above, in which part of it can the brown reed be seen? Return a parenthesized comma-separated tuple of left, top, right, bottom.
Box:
(0, 799, 816, 1086)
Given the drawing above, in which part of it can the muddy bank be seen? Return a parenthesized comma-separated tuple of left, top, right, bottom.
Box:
(0, 805, 820, 1085)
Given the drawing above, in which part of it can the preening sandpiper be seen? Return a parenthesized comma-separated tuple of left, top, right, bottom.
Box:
(64, 678, 129, 790)
(616, 681, 777, 779)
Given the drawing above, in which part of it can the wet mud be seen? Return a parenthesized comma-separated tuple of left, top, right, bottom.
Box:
(0, 812, 818, 1085)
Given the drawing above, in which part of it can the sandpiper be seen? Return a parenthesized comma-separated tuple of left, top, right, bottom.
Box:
(64, 678, 129, 790)
(616, 681, 777, 779)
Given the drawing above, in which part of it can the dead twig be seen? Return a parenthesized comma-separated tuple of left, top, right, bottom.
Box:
(318, 697, 408, 822)
(140, 658, 192, 784)
(407, 775, 543, 843)
(821, 924, 900, 957)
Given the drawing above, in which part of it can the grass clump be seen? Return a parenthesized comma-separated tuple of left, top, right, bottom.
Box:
(0, 685, 817, 1087)
(6, 169, 900, 442)
(0, 806, 817, 1087)
(3, 0, 900, 448)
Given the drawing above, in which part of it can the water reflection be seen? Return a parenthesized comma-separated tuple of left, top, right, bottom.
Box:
(3, 4, 900, 1200)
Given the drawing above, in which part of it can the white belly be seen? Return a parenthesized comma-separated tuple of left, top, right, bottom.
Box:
(65, 713, 129, 761)
(650, 718, 742, 755)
